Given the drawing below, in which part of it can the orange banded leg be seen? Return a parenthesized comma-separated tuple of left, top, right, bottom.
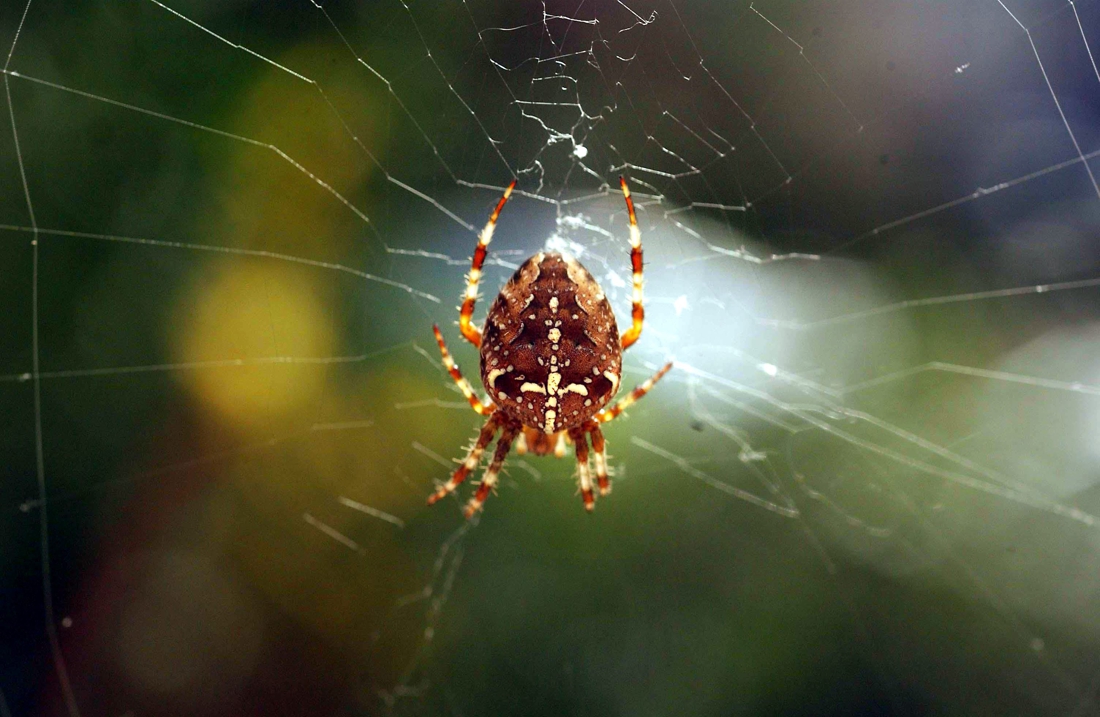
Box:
(433, 324, 493, 416)
(597, 361, 673, 423)
(618, 177, 645, 350)
(459, 180, 517, 348)
(428, 414, 501, 505)
(554, 432, 567, 457)
(569, 428, 596, 511)
(587, 422, 611, 496)
(464, 424, 518, 518)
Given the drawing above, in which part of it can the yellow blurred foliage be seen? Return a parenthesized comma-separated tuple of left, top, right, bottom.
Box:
(172, 260, 335, 431)
(170, 38, 384, 432)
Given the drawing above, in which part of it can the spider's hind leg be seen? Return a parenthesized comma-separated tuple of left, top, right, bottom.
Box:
(618, 177, 646, 351)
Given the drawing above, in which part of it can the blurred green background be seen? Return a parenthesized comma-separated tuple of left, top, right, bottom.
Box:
(3, 1, 1100, 715)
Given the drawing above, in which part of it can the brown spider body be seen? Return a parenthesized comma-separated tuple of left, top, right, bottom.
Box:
(480, 252, 622, 436)
(427, 178, 672, 517)
(516, 426, 566, 456)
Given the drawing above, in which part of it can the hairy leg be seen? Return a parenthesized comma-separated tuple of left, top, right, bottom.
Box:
(618, 177, 645, 350)
(464, 423, 519, 518)
(459, 180, 517, 347)
(597, 361, 673, 423)
(427, 413, 500, 505)
(587, 422, 611, 496)
(433, 324, 494, 415)
(570, 427, 596, 511)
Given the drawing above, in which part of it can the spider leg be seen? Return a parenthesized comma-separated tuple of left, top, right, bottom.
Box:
(427, 413, 500, 505)
(432, 325, 494, 416)
(569, 427, 596, 511)
(553, 432, 567, 457)
(618, 177, 646, 351)
(597, 361, 674, 423)
(464, 423, 519, 518)
(459, 180, 517, 348)
(586, 421, 611, 496)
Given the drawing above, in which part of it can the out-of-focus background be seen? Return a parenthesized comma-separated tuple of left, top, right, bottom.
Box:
(3, 0, 1100, 714)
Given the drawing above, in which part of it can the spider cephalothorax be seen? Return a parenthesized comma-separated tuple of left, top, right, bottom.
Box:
(428, 178, 672, 517)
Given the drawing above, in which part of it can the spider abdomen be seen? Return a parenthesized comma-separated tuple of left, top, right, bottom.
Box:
(480, 252, 623, 433)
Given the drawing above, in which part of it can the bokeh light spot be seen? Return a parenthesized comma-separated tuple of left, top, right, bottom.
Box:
(172, 261, 335, 432)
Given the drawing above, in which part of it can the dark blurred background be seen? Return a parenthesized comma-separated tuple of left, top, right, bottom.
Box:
(3, 0, 1100, 715)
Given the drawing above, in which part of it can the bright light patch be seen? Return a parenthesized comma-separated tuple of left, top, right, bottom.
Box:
(545, 233, 587, 258)
(172, 262, 335, 431)
(758, 363, 779, 377)
(605, 270, 627, 288)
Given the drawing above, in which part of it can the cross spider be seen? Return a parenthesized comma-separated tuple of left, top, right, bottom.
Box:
(428, 177, 673, 517)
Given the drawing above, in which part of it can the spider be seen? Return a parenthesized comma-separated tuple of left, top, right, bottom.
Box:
(428, 177, 673, 517)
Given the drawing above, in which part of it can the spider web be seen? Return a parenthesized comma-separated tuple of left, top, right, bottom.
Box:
(3, 0, 1100, 714)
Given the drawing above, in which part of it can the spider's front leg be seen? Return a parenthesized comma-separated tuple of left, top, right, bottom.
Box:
(568, 427, 596, 511)
(586, 422, 611, 497)
(428, 413, 500, 505)
(464, 422, 519, 518)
